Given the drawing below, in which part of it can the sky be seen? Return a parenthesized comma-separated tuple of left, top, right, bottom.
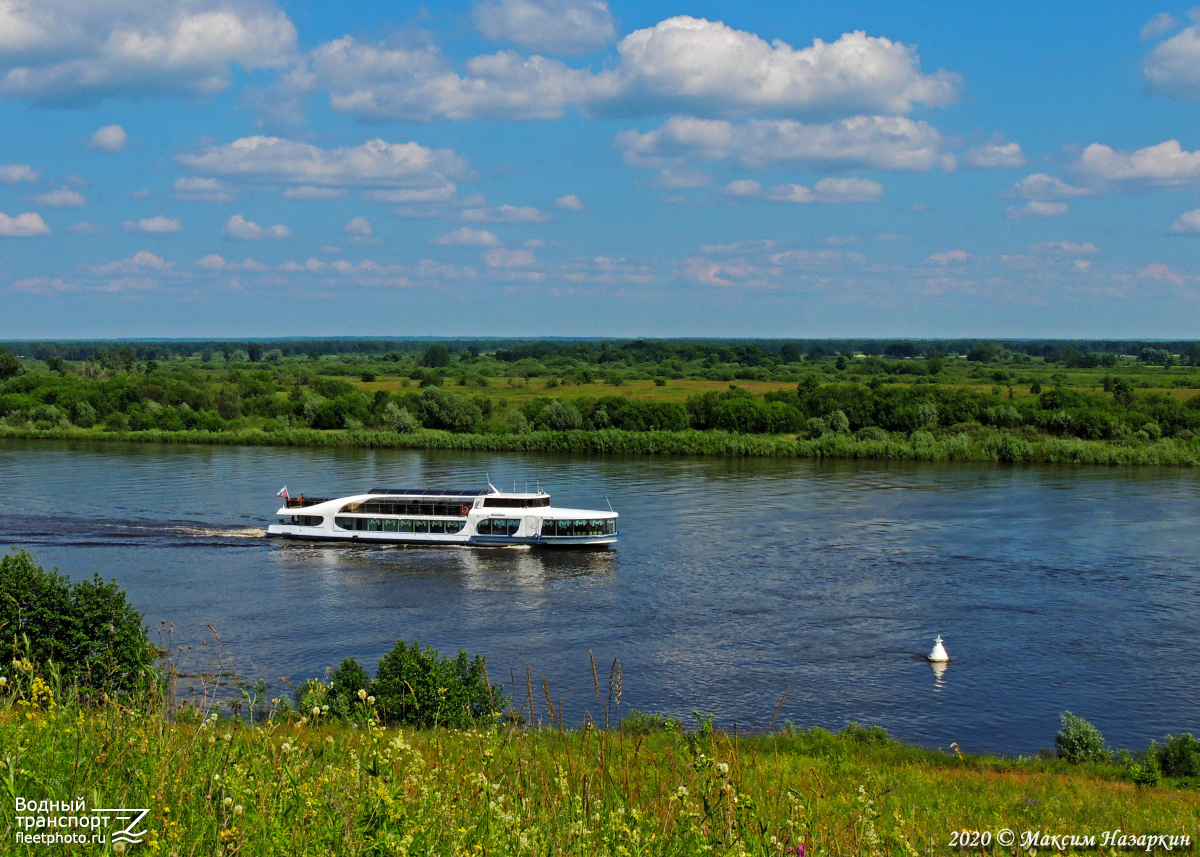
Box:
(2, 2, 1200, 339)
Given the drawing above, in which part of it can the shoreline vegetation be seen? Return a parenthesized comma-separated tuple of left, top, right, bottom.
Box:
(2, 549, 1199, 855)
(7, 337, 1200, 465)
(7, 422, 1200, 465)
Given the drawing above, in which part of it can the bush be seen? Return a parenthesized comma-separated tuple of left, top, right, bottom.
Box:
(840, 722, 891, 745)
(1157, 733, 1200, 777)
(1056, 711, 1108, 763)
(1131, 752, 1161, 787)
(371, 639, 507, 728)
(0, 550, 153, 697)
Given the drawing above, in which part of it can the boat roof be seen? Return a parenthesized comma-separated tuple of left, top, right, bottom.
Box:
(369, 488, 490, 496)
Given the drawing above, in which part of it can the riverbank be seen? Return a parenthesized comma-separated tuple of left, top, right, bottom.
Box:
(5, 422, 1200, 465)
(2, 694, 1197, 856)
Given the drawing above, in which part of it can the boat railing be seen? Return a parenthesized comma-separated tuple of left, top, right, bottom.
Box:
(285, 497, 330, 508)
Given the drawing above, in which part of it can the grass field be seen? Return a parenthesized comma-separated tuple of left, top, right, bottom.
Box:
(2, 685, 1197, 856)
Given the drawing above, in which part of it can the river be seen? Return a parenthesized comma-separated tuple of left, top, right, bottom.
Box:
(1, 439, 1197, 755)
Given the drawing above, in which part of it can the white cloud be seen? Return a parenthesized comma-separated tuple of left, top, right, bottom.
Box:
(1138, 262, 1186, 286)
(963, 141, 1026, 168)
(173, 177, 235, 202)
(0, 211, 50, 237)
(1173, 208, 1200, 232)
(285, 185, 347, 200)
(179, 136, 468, 190)
(434, 227, 500, 246)
(90, 124, 126, 152)
(876, 232, 904, 241)
(1032, 241, 1099, 254)
(1005, 173, 1092, 199)
(30, 188, 86, 207)
(0, 0, 297, 105)
(69, 221, 103, 234)
(277, 17, 958, 122)
(473, 0, 615, 55)
(730, 176, 883, 204)
(1007, 201, 1069, 218)
(723, 179, 762, 196)
(617, 115, 946, 171)
(554, 194, 585, 211)
(130, 188, 152, 199)
(361, 185, 457, 203)
(825, 235, 858, 245)
(0, 164, 37, 183)
(124, 216, 181, 233)
(927, 249, 970, 265)
(462, 204, 549, 223)
(1074, 259, 1091, 272)
(605, 17, 959, 118)
(344, 216, 372, 235)
(1144, 23, 1200, 99)
(485, 247, 537, 267)
(196, 253, 268, 271)
(93, 250, 172, 274)
(1141, 12, 1179, 42)
(222, 214, 290, 240)
(279, 258, 326, 272)
(11, 277, 77, 295)
(1077, 139, 1200, 186)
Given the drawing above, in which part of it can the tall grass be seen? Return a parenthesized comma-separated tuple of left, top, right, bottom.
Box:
(1, 677, 1197, 855)
(5, 422, 1200, 466)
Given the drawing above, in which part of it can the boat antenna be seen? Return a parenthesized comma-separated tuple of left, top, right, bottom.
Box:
(606, 496, 613, 512)
(486, 473, 498, 494)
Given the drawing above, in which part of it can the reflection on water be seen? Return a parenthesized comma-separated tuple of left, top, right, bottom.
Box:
(1, 439, 1199, 754)
(929, 660, 949, 690)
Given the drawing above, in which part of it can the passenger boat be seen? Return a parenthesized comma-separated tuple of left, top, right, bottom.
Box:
(266, 485, 618, 547)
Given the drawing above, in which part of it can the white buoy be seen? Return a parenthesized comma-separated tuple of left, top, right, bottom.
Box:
(928, 635, 950, 662)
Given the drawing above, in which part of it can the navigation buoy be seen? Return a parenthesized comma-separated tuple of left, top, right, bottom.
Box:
(928, 635, 950, 663)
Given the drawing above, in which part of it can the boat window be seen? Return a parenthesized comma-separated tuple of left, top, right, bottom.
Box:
(541, 520, 555, 536)
(340, 500, 471, 517)
(446, 520, 464, 534)
(414, 520, 429, 534)
(483, 497, 550, 508)
(429, 520, 445, 535)
(383, 519, 398, 532)
(335, 517, 354, 530)
(367, 518, 383, 532)
(606, 519, 616, 535)
(399, 519, 413, 533)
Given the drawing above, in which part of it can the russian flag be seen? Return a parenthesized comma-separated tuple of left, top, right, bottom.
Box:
(277, 486, 289, 498)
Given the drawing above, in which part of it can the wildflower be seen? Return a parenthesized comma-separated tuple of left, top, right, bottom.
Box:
(223, 797, 233, 807)
(0, 677, 7, 686)
(717, 762, 730, 776)
(233, 805, 244, 816)
(223, 732, 232, 742)
(281, 742, 292, 753)
(312, 706, 321, 717)
(367, 695, 375, 705)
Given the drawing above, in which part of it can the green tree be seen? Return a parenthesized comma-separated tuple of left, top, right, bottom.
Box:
(423, 344, 451, 368)
(1055, 711, 1108, 763)
(1111, 377, 1135, 407)
(0, 550, 153, 698)
(247, 343, 263, 363)
(371, 639, 507, 728)
(0, 348, 22, 381)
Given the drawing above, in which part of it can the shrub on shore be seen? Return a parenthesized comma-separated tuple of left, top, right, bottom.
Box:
(0, 549, 153, 698)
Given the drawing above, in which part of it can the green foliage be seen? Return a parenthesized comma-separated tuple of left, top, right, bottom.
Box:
(0, 349, 20, 381)
(423, 343, 451, 368)
(1131, 752, 1162, 787)
(1156, 733, 1200, 778)
(370, 639, 507, 728)
(0, 550, 153, 697)
(840, 722, 892, 745)
(420, 387, 482, 433)
(1056, 711, 1109, 763)
(621, 710, 685, 735)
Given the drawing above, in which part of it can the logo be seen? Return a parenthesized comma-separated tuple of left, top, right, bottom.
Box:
(14, 797, 149, 848)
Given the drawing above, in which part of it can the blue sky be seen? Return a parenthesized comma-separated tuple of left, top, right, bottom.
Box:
(2, 1, 1200, 339)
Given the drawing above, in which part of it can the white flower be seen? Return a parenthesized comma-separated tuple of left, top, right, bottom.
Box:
(233, 805, 244, 816)
(367, 695, 375, 705)
(358, 688, 368, 701)
(312, 706, 321, 717)
(223, 797, 233, 807)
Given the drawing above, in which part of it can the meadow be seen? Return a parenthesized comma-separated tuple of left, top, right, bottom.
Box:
(3, 680, 1198, 856)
